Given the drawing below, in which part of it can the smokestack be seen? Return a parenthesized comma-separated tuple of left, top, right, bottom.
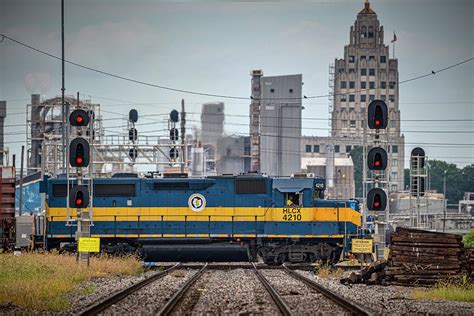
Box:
(0, 101, 6, 165)
(29, 94, 42, 173)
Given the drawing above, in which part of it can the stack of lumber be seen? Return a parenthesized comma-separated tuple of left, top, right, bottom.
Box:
(384, 227, 464, 286)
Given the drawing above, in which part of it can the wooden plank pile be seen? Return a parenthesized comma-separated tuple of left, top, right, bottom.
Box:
(384, 227, 464, 286)
(341, 228, 471, 286)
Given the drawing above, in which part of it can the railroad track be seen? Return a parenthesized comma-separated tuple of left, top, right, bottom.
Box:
(78, 262, 372, 316)
(156, 263, 208, 315)
(284, 264, 373, 316)
(77, 263, 182, 316)
(251, 262, 293, 316)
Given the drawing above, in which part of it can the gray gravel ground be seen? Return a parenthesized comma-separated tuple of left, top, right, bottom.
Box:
(297, 270, 474, 315)
(100, 269, 197, 315)
(171, 268, 282, 315)
(65, 269, 158, 314)
(261, 269, 350, 315)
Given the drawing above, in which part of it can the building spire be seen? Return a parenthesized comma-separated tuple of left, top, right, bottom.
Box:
(359, 0, 376, 15)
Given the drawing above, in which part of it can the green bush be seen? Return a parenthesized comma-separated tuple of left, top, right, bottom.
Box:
(463, 230, 474, 247)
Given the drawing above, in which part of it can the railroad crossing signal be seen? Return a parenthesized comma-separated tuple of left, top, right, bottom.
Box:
(367, 188, 387, 211)
(367, 147, 388, 170)
(367, 100, 388, 129)
(69, 138, 90, 167)
(69, 109, 90, 126)
(69, 185, 90, 208)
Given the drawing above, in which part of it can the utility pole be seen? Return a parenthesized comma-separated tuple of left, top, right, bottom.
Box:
(19, 146, 24, 216)
(443, 170, 447, 232)
(61, 0, 66, 172)
(180, 99, 186, 174)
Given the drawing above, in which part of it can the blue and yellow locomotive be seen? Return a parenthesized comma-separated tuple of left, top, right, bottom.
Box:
(43, 174, 362, 264)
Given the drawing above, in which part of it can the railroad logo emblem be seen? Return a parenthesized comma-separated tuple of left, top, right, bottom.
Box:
(188, 194, 206, 212)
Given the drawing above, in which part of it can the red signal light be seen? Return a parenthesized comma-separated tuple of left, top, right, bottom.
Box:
(76, 115, 84, 124)
(375, 160, 381, 166)
(76, 157, 83, 165)
(375, 119, 381, 126)
(374, 201, 380, 207)
(76, 198, 82, 205)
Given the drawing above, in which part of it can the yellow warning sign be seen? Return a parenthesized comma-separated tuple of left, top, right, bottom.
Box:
(351, 239, 373, 254)
(78, 237, 100, 253)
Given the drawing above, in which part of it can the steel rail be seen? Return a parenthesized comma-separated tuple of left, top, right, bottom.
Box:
(282, 264, 374, 316)
(157, 263, 208, 316)
(77, 263, 181, 316)
(251, 262, 293, 316)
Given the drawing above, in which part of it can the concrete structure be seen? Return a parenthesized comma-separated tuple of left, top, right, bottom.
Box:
(301, 156, 355, 199)
(301, 1, 405, 197)
(250, 70, 263, 172)
(201, 102, 224, 145)
(251, 71, 303, 177)
(216, 135, 251, 175)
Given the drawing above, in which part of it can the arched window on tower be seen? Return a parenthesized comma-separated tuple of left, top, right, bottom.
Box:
(361, 26, 367, 39)
(368, 26, 374, 38)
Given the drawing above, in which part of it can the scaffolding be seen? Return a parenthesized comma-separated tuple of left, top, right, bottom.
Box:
(328, 63, 335, 133)
(26, 95, 103, 177)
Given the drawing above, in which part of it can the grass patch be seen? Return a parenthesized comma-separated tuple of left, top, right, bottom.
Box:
(412, 277, 474, 303)
(0, 252, 143, 311)
(317, 265, 344, 278)
(80, 284, 97, 296)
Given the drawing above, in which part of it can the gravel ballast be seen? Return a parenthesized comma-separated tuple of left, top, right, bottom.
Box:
(99, 269, 197, 315)
(172, 268, 282, 315)
(261, 269, 350, 315)
(297, 270, 474, 315)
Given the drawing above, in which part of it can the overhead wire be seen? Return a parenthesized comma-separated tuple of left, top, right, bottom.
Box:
(1, 33, 473, 100)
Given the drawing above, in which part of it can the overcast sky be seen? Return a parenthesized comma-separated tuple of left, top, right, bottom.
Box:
(1, 0, 473, 168)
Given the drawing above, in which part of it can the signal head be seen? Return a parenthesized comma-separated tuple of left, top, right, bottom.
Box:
(170, 110, 179, 123)
(367, 100, 388, 129)
(69, 185, 90, 208)
(69, 138, 90, 167)
(367, 147, 388, 170)
(69, 109, 90, 126)
(367, 188, 387, 211)
(129, 109, 138, 123)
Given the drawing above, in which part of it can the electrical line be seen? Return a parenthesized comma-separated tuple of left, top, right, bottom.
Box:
(1, 34, 472, 100)
(189, 111, 474, 122)
(193, 119, 474, 134)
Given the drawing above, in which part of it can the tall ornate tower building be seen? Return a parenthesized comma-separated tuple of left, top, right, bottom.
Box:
(302, 1, 405, 194)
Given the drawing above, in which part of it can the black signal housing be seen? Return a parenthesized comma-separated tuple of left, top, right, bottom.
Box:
(368, 147, 388, 170)
(69, 109, 90, 126)
(367, 188, 387, 211)
(69, 138, 90, 167)
(367, 100, 388, 129)
(69, 185, 90, 208)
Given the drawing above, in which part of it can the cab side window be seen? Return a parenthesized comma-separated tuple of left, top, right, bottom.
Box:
(285, 192, 302, 206)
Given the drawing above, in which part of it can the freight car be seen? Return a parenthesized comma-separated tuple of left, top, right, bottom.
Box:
(0, 167, 16, 251)
(42, 174, 362, 264)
